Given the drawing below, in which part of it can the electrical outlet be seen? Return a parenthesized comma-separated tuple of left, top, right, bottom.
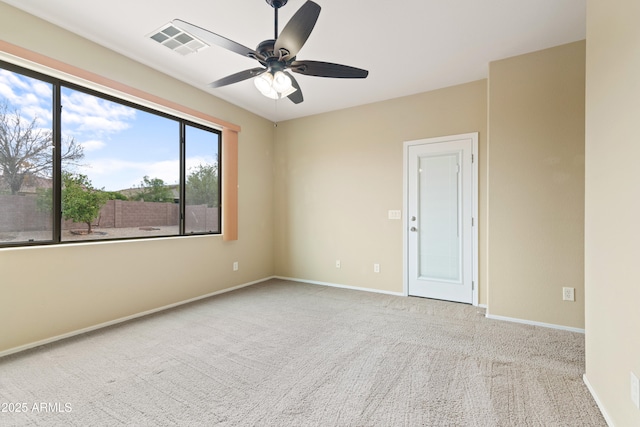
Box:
(562, 287, 575, 301)
(631, 372, 640, 409)
(374, 263, 380, 273)
(388, 210, 402, 220)
(336, 260, 341, 268)
(233, 261, 238, 271)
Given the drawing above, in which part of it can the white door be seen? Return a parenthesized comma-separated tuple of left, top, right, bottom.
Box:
(405, 133, 478, 304)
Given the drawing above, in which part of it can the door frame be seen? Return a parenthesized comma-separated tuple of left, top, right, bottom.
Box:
(403, 132, 479, 305)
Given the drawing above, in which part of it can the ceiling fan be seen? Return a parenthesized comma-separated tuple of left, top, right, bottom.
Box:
(172, 0, 369, 104)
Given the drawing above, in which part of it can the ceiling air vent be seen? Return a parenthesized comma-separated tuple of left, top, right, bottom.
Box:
(148, 23, 208, 55)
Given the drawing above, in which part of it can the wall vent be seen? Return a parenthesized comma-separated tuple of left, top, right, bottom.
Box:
(148, 23, 208, 55)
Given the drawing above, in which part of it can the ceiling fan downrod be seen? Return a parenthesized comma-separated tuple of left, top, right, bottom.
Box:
(266, 0, 288, 39)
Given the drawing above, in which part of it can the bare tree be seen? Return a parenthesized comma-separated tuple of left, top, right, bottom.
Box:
(0, 103, 83, 194)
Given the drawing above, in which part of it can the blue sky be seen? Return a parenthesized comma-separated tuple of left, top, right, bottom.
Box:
(0, 68, 218, 191)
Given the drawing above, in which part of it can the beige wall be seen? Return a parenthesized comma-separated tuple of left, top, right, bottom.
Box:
(0, 3, 275, 354)
(274, 81, 488, 298)
(585, 1, 640, 425)
(487, 41, 586, 329)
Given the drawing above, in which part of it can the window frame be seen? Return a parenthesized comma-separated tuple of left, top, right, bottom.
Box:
(0, 59, 222, 247)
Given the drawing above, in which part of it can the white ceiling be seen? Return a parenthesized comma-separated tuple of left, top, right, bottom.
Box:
(3, 0, 586, 122)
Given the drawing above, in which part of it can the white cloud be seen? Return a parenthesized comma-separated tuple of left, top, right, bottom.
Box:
(78, 158, 179, 191)
(61, 90, 135, 136)
(145, 160, 180, 185)
(81, 140, 106, 152)
(32, 81, 52, 98)
(0, 82, 17, 102)
(0, 69, 53, 125)
(21, 105, 53, 127)
(64, 113, 131, 134)
(1, 70, 137, 139)
(0, 69, 31, 93)
(74, 156, 217, 191)
(185, 155, 217, 172)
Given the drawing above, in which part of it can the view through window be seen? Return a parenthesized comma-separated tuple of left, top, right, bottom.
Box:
(0, 68, 54, 244)
(0, 62, 221, 246)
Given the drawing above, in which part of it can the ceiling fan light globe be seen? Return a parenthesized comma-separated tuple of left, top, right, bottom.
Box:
(272, 71, 293, 93)
(263, 87, 280, 99)
(254, 72, 273, 95)
(280, 86, 298, 97)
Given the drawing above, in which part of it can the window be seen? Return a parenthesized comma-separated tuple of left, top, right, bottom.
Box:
(184, 124, 220, 234)
(59, 86, 181, 241)
(0, 61, 221, 246)
(0, 68, 54, 244)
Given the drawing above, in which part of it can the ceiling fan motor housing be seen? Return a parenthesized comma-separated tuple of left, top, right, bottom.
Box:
(256, 39, 277, 58)
(256, 39, 292, 70)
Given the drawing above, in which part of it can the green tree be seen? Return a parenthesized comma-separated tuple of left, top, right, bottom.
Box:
(0, 103, 83, 194)
(61, 173, 109, 234)
(186, 164, 219, 208)
(35, 186, 53, 213)
(133, 176, 174, 203)
(104, 191, 128, 201)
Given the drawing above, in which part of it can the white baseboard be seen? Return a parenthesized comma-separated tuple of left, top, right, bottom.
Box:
(485, 313, 585, 334)
(583, 374, 615, 427)
(2, 276, 586, 359)
(273, 276, 405, 297)
(0, 277, 273, 359)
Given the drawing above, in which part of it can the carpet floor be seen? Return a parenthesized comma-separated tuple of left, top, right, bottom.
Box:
(0, 279, 605, 426)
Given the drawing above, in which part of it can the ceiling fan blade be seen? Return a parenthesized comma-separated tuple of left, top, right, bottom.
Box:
(285, 72, 303, 104)
(274, 1, 321, 60)
(172, 19, 265, 61)
(209, 68, 266, 88)
(290, 60, 369, 78)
